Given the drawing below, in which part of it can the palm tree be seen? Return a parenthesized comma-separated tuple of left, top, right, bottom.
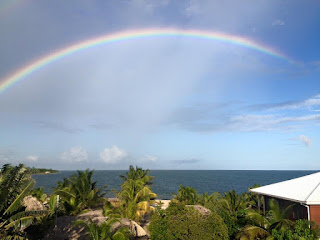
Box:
(120, 165, 154, 185)
(243, 184, 262, 210)
(237, 198, 295, 240)
(0, 164, 47, 239)
(117, 166, 157, 223)
(236, 209, 270, 240)
(266, 198, 295, 231)
(74, 217, 130, 240)
(54, 169, 108, 215)
(215, 190, 248, 239)
(199, 192, 223, 210)
(172, 185, 198, 205)
(220, 190, 246, 217)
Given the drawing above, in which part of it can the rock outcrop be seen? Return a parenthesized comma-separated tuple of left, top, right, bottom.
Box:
(44, 210, 148, 240)
(22, 196, 45, 211)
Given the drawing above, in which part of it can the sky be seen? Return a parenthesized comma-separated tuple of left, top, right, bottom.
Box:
(0, 0, 320, 170)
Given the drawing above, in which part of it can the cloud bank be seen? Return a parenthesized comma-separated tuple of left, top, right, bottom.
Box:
(26, 155, 39, 162)
(99, 145, 128, 164)
(61, 146, 88, 162)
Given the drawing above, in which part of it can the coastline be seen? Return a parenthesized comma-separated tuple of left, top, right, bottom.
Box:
(31, 172, 59, 175)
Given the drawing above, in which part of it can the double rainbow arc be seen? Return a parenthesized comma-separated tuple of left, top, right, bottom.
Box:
(0, 28, 292, 94)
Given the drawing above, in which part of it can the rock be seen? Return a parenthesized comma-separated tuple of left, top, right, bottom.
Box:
(107, 197, 121, 207)
(44, 210, 148, 239)
(119, 218, 147, 237)
(186, 205, 212, 215)
(44, 210, 107, 240)
(22, 196, 45, 211)
(78, 210, 106, 225)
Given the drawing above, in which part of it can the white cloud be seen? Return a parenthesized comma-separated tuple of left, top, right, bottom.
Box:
(298, 135, 312, 147)
(270, 95, 320, 112)
(171, 95, 320, 133)
(228, 114, 320, 132)
(61, 146, 88, 162)
(26, 155, 39, 162)
(99, 145, 127, 164)
(141, 155, 158, 163)
(272, 19, 285, 26)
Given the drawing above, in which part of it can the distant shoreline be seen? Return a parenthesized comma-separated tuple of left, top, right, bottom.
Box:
(31, 172, 59, 175)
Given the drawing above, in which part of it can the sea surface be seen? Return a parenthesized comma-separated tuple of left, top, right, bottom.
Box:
(32, 170, 317, 199)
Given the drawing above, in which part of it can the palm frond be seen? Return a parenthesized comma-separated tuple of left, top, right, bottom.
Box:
(3, 179, 35, 215)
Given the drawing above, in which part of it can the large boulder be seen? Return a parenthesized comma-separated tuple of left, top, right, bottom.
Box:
(44, 210, 106, 240)
(22, 196, 45, 211)
(77, 210, 106, 225)
(44, 210, 148, 240)
(112, 218, 147, 238)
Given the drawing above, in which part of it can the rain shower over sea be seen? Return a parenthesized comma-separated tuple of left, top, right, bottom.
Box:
(33, 170, 317, 200)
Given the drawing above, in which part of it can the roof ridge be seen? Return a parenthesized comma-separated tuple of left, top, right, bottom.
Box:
(305, 179, 320, 202)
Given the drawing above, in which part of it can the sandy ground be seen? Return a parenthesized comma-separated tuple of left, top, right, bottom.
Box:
(155, 200, 171, 210)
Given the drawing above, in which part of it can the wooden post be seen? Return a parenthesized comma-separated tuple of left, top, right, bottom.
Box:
(263, 195, 266, 215)
(258, 194, 261, 213)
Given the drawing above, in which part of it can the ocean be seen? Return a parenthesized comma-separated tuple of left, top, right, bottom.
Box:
(32, 170, 317, 199)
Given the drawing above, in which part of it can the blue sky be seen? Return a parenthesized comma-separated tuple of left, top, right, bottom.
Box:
(0, 0, 320, 170)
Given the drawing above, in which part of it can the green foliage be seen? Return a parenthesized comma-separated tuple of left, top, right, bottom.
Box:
(117, 166, 157, 223)
(0, 164, 47, 239)
(172, 185, 199, 205)
(149, 203, 229, 240)
(271, 220, 320, 240)
(74, 217, 130, 240)
(243, 184, 262, 209)
(211, 190, 247, 238)
(54, 169, 108, 215)
(120, 165, 155, 184)
(266, 198, 295, 231)
(24, 194, 61, 240)
(237, 198, 309, 240)
(31, 187, 47, 202)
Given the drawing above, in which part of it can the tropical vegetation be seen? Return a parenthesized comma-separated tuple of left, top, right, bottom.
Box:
(117, 165, 157, 223)
(0, 164, 47, 239)
(53, 169, 108, 215)
(0, 163, 318, 239)
(149, 202, 229, 239)
(74, 217, 130, 240)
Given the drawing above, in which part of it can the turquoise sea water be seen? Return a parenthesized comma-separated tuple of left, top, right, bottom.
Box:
(32, 170, 317, 199)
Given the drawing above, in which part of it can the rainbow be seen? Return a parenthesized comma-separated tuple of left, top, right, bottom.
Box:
(0, 28, 292, 94)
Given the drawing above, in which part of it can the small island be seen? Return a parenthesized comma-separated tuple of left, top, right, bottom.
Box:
(26, 166, 58, 174)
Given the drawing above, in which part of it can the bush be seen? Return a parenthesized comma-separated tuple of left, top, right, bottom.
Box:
(271, 219, 320, 240)
(149, 203, 228, 240)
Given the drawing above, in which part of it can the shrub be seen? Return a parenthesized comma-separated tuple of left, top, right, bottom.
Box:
(271, 219, 320, 240)
(149, 203, 228, 240)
